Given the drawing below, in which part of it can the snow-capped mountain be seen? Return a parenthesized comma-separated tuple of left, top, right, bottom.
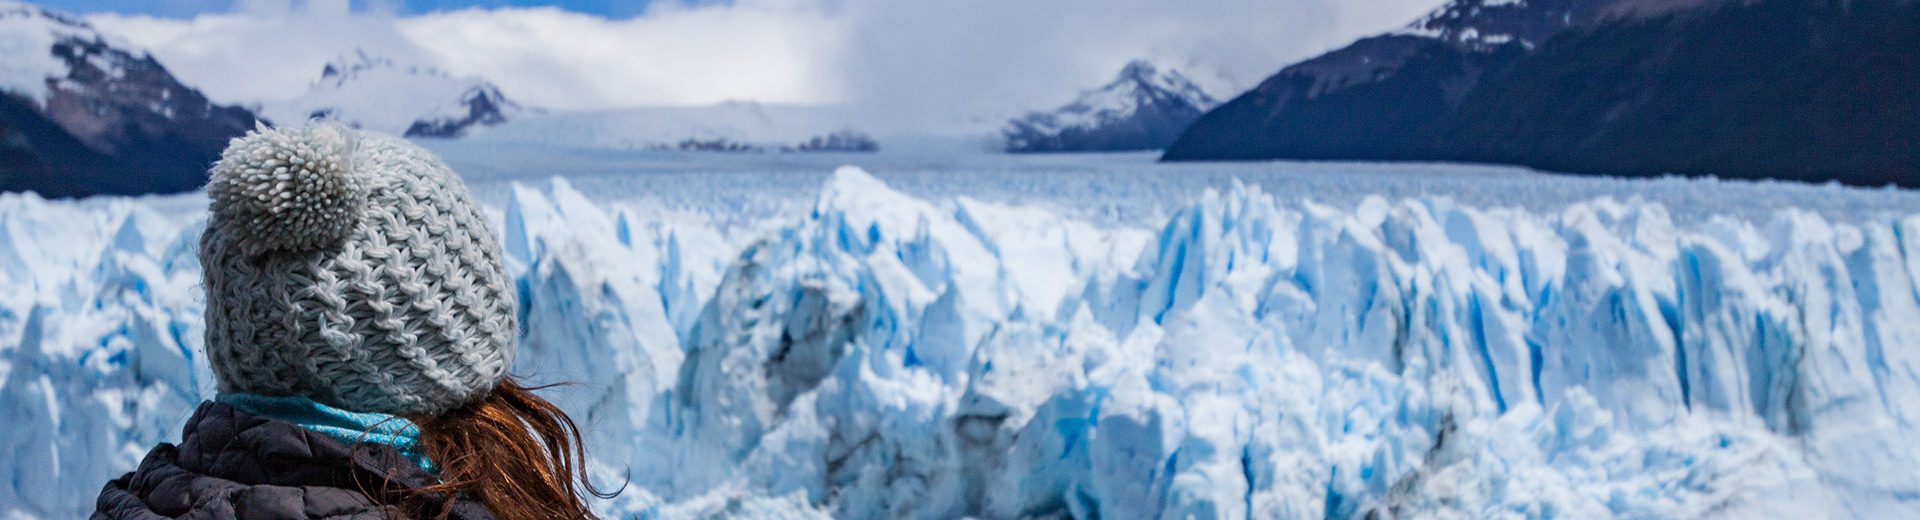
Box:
(262, 49, 522, 138)
(0, 0, 255, 197)
(1001, 60, 1216, 153)
(1165, 0, 1920, 186)
(1272, 0, 1682, 96)
(1392, 0, 1697, 48)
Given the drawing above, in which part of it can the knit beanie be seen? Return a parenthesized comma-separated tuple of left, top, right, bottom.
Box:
(200, 122, 516, 417)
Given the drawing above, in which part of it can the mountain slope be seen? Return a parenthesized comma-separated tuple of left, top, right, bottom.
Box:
(262, 49, 522, 138)
(1439, 0, 1920, 184)
(1164, 0, 1919, 187)
(0, 1, 256, 197)
(1162, 0, 1660, 163)
(1002, 60, 1216, 153)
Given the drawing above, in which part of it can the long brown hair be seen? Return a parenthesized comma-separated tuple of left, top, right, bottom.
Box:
(407, 378, 618, 520)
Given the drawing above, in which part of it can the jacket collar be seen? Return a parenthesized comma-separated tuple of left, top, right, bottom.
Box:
(214, 392, 436, 473)
(175, 401, 494, 520)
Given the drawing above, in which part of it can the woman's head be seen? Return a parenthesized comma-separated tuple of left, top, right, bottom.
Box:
(200, 122, 516, 416)
(200, 123, 608, 518)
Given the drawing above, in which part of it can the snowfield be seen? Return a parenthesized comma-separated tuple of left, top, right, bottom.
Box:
(4, 162, 1920, 518)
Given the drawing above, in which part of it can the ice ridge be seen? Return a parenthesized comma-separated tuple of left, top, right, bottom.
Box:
(3, 169, 1920, 518)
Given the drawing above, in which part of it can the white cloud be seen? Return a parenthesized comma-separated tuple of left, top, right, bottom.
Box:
(833, 0, 1442, 130)
(90, 3, 431, 105)
(397, 1, 845, 110)
(88, 0, 1441, 132)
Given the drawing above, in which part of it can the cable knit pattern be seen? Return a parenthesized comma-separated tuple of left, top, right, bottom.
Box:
(201, 123, 515, 416)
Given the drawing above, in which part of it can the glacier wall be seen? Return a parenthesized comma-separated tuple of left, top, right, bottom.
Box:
(4, 168, 1920, 518)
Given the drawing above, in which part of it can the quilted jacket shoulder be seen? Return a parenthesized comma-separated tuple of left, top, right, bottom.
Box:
(92, 401, 494, 520)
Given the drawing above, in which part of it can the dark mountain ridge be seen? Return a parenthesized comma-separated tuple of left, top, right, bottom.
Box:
(0, 1, 256, 198)
(1165, 0, 1920, 187)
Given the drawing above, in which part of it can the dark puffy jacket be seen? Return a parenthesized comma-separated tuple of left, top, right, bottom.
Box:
(93, 401, 494, 519)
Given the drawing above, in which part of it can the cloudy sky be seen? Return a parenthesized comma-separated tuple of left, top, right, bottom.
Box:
(69, 0, 1439, 131)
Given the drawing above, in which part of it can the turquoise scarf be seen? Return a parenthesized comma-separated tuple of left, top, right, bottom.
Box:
(216, 392, 436, 473)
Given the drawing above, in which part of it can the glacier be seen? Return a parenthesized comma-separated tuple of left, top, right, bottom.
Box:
(4, 167, 1920, 518)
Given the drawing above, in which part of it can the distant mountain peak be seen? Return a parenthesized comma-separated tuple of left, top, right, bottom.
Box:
(1001, 60, 1216, 153)
(264, 49, 522, 138)
(1115, 59, 1161, 83)
(1099, 59, 1216, 113)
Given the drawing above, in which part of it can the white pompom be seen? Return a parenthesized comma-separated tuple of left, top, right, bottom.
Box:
(209, 122, 366, 254)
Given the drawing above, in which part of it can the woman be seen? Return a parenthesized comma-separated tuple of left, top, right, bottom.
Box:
(93, 123, 608, 519)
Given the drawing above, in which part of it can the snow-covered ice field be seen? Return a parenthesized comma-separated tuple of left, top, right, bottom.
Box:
(5, 148, 1920, 518)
